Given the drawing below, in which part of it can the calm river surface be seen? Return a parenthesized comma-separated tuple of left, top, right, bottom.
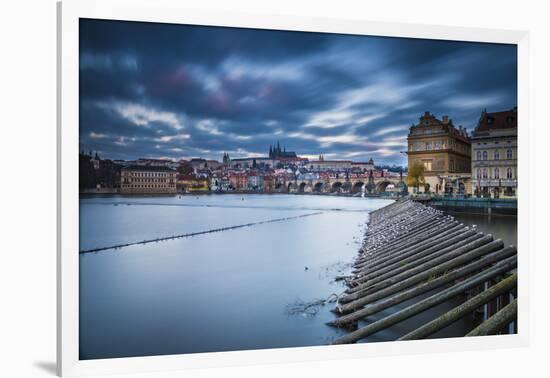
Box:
(79, 194, 392, 359)
(79, 195, 517, 359)
(451, 212, 517, 247)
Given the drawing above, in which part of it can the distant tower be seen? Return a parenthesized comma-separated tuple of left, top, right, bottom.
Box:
(366, 169, 375, 194)
(269, 145, 273, 158)
(223, 152, 231, 164)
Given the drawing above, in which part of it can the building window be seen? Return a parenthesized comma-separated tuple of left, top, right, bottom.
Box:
(507, 168, 513, 179)
(494, 150, 500, 160)
(477, 169, 481, 179)
(482, 151, 488, 161)
(482, 168, 488, 179)
(476, 151, 481, 160)
(494, 168, 500, 179)
(507, 149, 513, 159)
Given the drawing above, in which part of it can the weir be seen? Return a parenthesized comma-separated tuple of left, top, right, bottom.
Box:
(329, 199, 517, 344)
(79, 211, 324, 254)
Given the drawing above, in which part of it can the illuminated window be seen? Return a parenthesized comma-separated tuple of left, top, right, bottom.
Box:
(423, 160, 432, 171)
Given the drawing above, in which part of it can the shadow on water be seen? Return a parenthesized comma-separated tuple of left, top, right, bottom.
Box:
(450, 212, 517, 246)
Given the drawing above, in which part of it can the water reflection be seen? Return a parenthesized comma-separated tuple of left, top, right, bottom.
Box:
(450, 213, 517, 247)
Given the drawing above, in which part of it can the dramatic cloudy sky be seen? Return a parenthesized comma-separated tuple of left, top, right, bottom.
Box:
(79, 18, 517, 165)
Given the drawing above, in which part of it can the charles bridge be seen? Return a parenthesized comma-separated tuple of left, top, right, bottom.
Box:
(278, 175, 406, 194)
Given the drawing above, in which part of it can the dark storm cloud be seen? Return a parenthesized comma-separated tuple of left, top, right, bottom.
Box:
(79, 18, 517, 165)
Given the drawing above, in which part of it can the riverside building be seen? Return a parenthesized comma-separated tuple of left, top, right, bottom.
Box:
(471, 107, 518, 198)
(120, 165, 177, 194)
(406, 112, 472, 195)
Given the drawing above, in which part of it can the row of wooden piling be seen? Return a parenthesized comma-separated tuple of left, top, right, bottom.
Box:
(329, 199, 518, 344)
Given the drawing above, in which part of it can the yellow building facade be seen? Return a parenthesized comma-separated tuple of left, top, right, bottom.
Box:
(176, 176, 210, 192)
(407, 112, 472, 195)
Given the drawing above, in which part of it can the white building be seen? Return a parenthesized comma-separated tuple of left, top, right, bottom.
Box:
(471, 108, 518, 198)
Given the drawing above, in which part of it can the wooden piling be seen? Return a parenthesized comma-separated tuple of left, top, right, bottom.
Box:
(337, 239, 504, 313)
(350, 230, 480, 287)
(332, 259, 517, 344)
(466, 298, 518, 337)
(329, 251, 517, 327)
(399, 273, 517, 340)
(328, 199, 518, 343)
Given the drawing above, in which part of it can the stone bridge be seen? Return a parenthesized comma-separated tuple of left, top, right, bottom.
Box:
(277, 176, 406, 194)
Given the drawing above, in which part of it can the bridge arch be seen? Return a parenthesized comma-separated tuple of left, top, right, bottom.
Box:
(313, 182, 324, 192)
(331, 181, 343, 193)
(352, 181, 364, 193)
(375, 180, 393, 193)
(298, 182, 307, 193)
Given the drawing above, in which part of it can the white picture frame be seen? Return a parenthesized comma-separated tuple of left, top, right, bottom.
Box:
(57, 1, 530, 376)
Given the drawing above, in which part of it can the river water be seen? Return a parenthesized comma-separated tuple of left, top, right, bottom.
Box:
(79, 194, 392, 359)
(79, 195, 517, 360)
(451, 212, 517, 247)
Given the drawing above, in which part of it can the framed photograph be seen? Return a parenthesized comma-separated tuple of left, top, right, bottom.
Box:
(57, 1, 529, 376)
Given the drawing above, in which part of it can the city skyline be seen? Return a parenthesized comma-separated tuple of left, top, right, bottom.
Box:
(79, 19, 517, 165)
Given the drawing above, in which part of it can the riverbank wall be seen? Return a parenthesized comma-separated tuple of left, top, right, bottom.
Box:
(329, 199, 518, 343)
(79, 190, 403, 200)
(80, 187, 120, 194)
(415, 196, 517, 216)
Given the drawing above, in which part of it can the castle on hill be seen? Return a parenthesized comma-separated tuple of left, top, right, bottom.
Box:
(269, 141, 297, 159)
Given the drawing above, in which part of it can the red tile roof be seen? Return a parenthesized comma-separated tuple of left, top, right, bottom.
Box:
(476, 108, 517, 132)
